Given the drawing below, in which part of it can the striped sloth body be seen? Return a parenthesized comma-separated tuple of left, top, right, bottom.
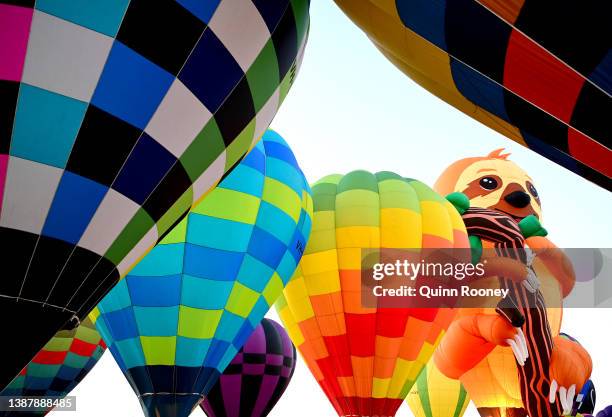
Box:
(462, 207, 561, 417)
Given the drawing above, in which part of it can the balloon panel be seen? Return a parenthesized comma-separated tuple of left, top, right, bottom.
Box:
(597, 406, 612, 417)
(0, 0, 309, 389)
(91, 130, 312, 417)
(407, 360, 469, 417)
(1, 317, 105, 417)
(334, 0, 611, 190)
(277, 171, 469, 417)
(201, 318, 297, 417)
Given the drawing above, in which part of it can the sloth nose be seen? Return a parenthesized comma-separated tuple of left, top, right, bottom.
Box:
(504, 191, 531, 208)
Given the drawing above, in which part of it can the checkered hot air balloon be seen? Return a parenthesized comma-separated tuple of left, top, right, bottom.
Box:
(334, 1, 611, 190)
(0, 317, 105, 417)
(275, 171, 470, 417)
(0, 0, 309, 390)
(90, 130, 313, 417)
(200, 318, 297, 417)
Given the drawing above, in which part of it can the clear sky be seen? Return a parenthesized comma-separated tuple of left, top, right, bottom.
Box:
(69, 2, 611, 416)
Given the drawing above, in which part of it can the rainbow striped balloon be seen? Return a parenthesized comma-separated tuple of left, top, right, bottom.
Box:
(1, 317, 105, 416)
(276, 171, 469, 417)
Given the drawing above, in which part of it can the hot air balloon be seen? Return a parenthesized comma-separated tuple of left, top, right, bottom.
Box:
(571, 379, 596, 417)
(597, 406, 612, 417)
(433, 151, 591, 417)
(90, 130, 313, 417)
(407, 359, 470, 417)
(556, 334, 597, 417)
(333, 1, 611, 190)
(0, 317, 105, 417)
(200, 318, 297, 417)
(0, 0, 309, 389)
(275, 171, 470, 417)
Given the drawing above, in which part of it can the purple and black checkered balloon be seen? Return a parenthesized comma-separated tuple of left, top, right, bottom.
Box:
(201, 318, 296, 417)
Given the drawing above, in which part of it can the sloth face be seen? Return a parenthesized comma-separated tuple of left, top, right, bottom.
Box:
(454, 158, 542, 221)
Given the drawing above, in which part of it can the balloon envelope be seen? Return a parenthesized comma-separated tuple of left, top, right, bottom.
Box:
(276, 171, 469, 417)
(201, 318, 297, 417)
(407, 359, 470, 417)
(574, 379, 596, 416)
(334, 0, 611, 190)
(597, 406, 612, 417)
(0, 0, 309, 389)
(434, 152, 568, 416)
(92, 130, 312, 417)
(559, 334, 596, 416)
(0, 317, 105, 417)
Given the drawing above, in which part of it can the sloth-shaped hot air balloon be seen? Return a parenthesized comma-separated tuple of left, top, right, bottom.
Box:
(0, 317, 105, 417)
(0, 0, 309, 389)
(276, 171, 470, 417)
(333, 1, 611, 190)
(200, 318, 297, 417)
(91, 130, 312, 417)
(433, 150, 592, 417)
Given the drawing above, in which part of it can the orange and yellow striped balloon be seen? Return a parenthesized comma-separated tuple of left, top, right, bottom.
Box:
(276, 171, 469, 417)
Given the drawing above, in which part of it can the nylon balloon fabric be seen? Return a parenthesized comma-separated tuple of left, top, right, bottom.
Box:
(0, 317, 105, 417)
(200, 318, 296, 417)
(0, 0, 310, 389)
(334, 0, 611, 190)
(597, 406, 612, 417)
(434, 152, 586, 417)
(559, 334, 596, 417)
(275, 171, 470, 417)
(435, 152, 547, 413)
(438, 207, 571, 417)
(91, 130, 313, 417)
(407, 360, 469, 417)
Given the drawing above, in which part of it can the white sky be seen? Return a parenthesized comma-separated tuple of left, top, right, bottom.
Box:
(67, 2, 611, 416)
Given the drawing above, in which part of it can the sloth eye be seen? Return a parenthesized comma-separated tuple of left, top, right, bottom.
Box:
(527, 181, 538, 198)
(479, 176, 499, 190)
